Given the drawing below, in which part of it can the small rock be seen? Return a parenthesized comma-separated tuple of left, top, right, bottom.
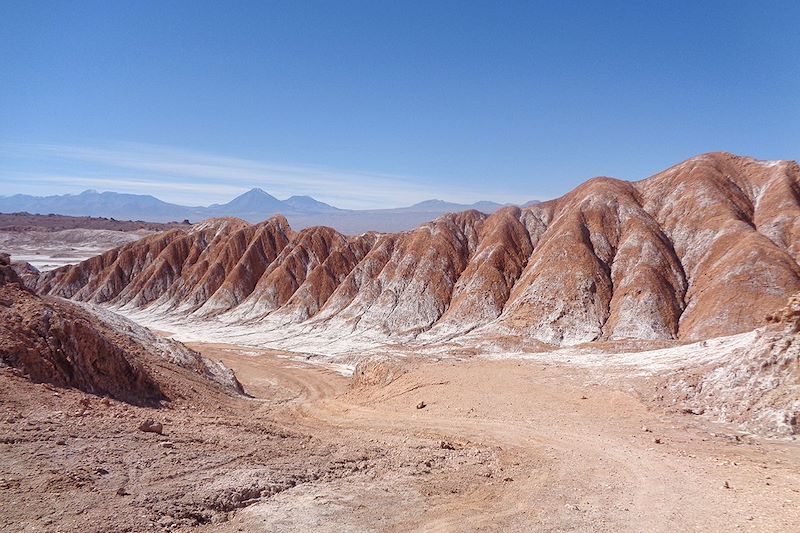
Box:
(503, 477, 514, 482)
(138, 419, 163, 434)
(416, 401, 427, 410)
(56, 439, 66, 446)
(159, 441, 174, 449)
(580, 395, 588, 400)
(682, 407, 705, 416)
(440, 440, 455, 450)
(723, 481, 731, 489)
(654, 438, 662, 444)
(116, 487, 127, 496)
(642, 426, 652, 433)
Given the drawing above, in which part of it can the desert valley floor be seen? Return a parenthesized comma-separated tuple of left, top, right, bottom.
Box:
(3, 339, 799, 533)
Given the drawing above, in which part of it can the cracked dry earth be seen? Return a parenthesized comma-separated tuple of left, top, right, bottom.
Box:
(2, 342, 800, 532)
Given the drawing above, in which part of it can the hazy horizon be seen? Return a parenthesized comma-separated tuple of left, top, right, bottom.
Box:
(0, 180, 533, 211)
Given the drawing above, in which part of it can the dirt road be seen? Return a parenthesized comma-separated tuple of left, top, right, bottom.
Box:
(2, 341, 796, 532)
(197, 344, 800, 532)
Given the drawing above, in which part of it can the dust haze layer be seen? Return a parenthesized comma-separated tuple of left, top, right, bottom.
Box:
(34, 153, 800, 346)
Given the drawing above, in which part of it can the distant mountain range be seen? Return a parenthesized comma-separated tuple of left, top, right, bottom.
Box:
(0, 188, 540, 234)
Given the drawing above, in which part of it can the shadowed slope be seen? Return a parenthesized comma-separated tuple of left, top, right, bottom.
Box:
(0, 254, 242, 405)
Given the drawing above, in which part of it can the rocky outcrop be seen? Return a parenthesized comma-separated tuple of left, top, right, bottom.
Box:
(662, 293, 800, 437)
(0, 255, 242, 405)
(34, 153, 800, 346)
(0, 253, 19, 286)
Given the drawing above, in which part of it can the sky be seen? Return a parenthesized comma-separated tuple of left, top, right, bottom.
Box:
(1, 1, 799, 208)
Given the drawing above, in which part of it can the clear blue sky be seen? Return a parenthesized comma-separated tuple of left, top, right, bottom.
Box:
(1, 1, 798, 208)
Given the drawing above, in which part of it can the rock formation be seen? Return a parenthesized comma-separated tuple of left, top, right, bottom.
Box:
(0, 254, 242, 405)
(662, 292, 800, 436)
(33, 153, 800, 346)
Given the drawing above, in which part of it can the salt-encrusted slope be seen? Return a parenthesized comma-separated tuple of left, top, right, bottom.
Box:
(637, 154, 800, 339)
(660, 292, 800, 437)
(36, 153, 800, 346)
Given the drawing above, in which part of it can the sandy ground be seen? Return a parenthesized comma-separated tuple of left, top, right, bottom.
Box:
(2, 342, 799, 532)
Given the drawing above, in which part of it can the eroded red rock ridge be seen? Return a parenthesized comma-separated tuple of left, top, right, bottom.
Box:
(36, 153, 800, 345)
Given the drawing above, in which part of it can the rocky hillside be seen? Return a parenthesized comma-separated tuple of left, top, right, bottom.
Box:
(658, 292, 800, 437)
(35, 153, 800, 346)
(0, 254, 242, 405)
